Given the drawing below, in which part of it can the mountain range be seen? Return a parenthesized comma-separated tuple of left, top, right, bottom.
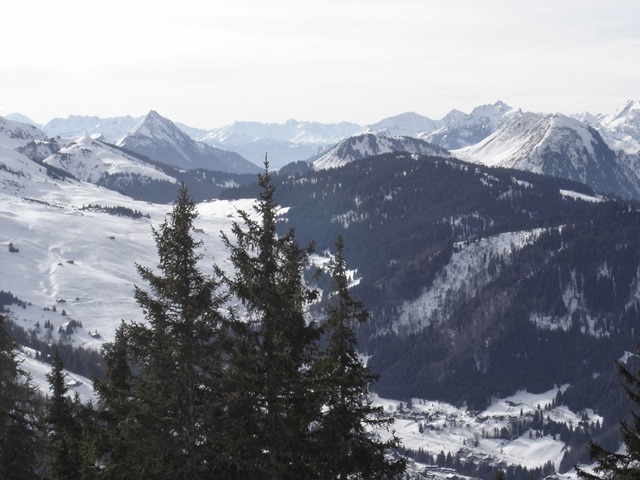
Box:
(9, 99, 640, 201)
(4, 100, 640, 478)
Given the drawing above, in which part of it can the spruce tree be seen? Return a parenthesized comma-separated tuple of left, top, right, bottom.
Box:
(577, 348, 640, 480)
(220, 163, 322, 479)
(44, 349, 82, 480)
(314, 236, 405, 479)
(0, 314, 43, 480)
(95, 183, 230, 478)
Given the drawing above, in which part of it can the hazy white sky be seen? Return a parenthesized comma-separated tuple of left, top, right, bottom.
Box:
(1, 0, 638, 128)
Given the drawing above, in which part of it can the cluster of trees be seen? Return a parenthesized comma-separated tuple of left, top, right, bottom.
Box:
(405, 446, 556, 480)
(0, 171, 405, 479)
(79, 204, 150, 219)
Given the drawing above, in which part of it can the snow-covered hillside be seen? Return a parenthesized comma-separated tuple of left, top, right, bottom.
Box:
(0, 115, 48, 149)
(43, 135, 176, 184)
(0, 184, 253, 346)
(313, 133, 450, 170)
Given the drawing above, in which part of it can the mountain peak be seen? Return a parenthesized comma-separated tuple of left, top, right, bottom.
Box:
(118, 111, 260, 174)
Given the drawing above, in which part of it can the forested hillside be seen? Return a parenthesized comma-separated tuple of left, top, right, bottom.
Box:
(223, 153, 640, 468)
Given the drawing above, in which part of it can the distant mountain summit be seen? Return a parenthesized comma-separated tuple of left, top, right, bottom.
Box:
(360, 101, 516, 151)
(198, 118, 361, 169)
(455, 111, 640, 199)
(362, 112, 442, 138)
(312, 133, 450, 170)
(42, 115, 140, 143)
(422, 101, 516, 149)
(4, 113, 40, 127)
(598, 99, 640, 154)
(118, 111, 261, 174)
(0, 115, 47, 149)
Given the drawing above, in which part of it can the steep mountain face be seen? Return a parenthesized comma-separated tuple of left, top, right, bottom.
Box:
(198, 119, 361, 169)
(422, 101, 516, 149)
(42, 115, 140, 143)
(118, 111, 261, 174)
(312, 133, 450, 170)
(455, 111, 640, 199)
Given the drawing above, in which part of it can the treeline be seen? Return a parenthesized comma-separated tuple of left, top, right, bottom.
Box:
(0, 176, 405, 479)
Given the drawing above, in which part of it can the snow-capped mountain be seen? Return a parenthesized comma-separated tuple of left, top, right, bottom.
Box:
(197, 119, 361, 169)
(359, 102, 516, 151)
(4, 112, 40, 127)
(361, 112, 443, 138)
(455, 111, 640, 199)
(312, 133, 450, 170)
(117, 111, 261, 174)
(599, 99, 640, 154)
(0, 115, 48, 149)
(42, 115, 141, 143)
(422, 101, 517, 150)
(42, 135, 175, 184)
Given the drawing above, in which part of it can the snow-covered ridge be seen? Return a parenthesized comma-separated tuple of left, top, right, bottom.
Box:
(313, 133, 450, 170)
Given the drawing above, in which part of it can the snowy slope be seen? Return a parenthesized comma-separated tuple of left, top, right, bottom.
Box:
(43, 135, 175, 184)
(454, 111, 640, 199)
(118, 111, 261, 174)
(313, 133, 450, 170)
(0, 184, 254, 347)
(0, 115, 48, 149)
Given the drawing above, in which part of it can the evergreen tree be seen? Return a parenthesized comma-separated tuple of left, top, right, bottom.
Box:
(220, 163, 322, 479)
(44, 349, 82, 480)
(577, 346, 640, 480)
(95, 183, 230, 478)
(0, 314, 43, 480)
(314, 236, 405, 479)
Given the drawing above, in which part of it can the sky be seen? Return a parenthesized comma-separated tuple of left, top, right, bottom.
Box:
(1, 0, 639, 129)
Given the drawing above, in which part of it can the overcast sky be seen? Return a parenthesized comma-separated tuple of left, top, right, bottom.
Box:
(1, 0, 638, 128)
